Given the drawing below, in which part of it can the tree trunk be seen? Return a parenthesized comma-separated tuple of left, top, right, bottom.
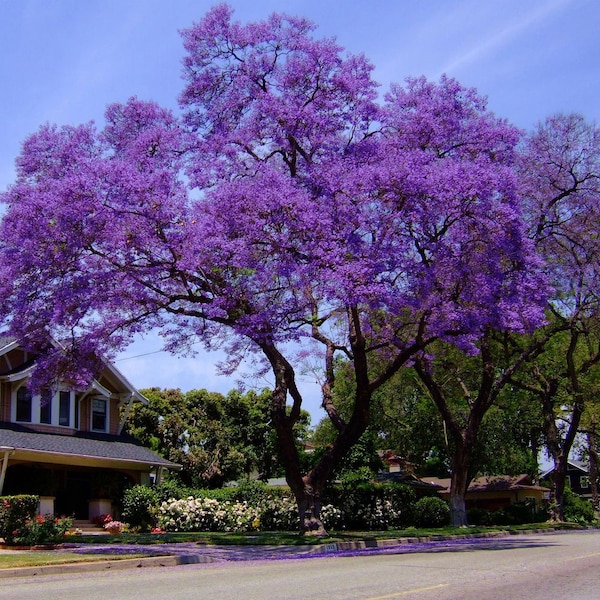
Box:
(296, 482, 326, 536)
(449, 444, 471, 527)
(549, 456, 567, 522)
(587, 429, 600, 514)
(261, 327, 377, 535)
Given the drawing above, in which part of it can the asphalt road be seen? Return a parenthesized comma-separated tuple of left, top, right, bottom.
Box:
(2, 530, 600, 599)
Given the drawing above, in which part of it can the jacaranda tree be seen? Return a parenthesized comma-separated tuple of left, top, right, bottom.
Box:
(0, 5, 547, 533)
(507, 113, 600, 522)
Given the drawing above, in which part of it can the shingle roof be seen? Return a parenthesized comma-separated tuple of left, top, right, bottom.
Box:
(0, 421, 179, 469)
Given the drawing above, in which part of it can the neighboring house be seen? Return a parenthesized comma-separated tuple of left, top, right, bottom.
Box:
(0, 337, 179, 519)
(376, 470, 445, 496)
(541, 459, 594, 499)
(424, 474, 549, 511)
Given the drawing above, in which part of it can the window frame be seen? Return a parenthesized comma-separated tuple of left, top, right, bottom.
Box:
(91, 397, 109, 433)
(15, 387, 32, 423)
(12, 385, 75, 428)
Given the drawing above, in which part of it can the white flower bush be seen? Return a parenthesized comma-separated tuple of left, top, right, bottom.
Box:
(158, 494, 343, 532)
(354, 498, 401, 530)
(158, 497, 261, 532)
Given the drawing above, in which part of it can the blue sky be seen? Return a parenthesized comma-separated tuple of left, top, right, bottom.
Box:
(1, 0, 599, 420)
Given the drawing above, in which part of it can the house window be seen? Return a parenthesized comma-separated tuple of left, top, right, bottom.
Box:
(13, 386, 74, 428)
(91, 398, 107, 432)
(39, 388, 52, 424)
(16, 387, 32, 422)
(59, 391, 71, 427)
(580, 476, 590, 489)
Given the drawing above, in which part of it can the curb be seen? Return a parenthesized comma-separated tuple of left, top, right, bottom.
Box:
(310, 527, 566, 554)
(0, 553, 215, 579)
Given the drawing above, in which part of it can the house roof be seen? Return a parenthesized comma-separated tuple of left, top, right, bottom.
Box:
(0, 335, 148, 405)
(377, 470, 445, 490)
(541, 459, 589, 479)
(0, 421, 179, 470)
(424, 474, 547, 495)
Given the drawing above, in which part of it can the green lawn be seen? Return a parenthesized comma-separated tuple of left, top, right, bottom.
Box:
(0, 552, 145, 569)
(67, 521, 588, 546)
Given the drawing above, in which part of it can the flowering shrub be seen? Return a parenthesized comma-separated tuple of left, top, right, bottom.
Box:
(92, 513, 113, 527)
(257, 495, 297, 531)
(325, 483, 415, 530)
(104, 520, 126, 534)
(158, 494, 342, 532)
(11, 514, 73, 546)
(158, 497, 261, 532)
(0, 495, 40, 545)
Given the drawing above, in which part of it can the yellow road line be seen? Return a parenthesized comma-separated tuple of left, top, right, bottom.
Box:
(566, 552, 600, 561)
(366, 584, 449, 599)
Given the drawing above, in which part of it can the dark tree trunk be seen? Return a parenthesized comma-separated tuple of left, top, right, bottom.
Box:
(262, 333, 375, 535)
(549, 455, 567, 522)
(587, 429, 600, 514)
(449, 444, 471, 527)
(540, 391, 582, 522)
(260, 305, 426, 535)
(413, 338, 495, 528)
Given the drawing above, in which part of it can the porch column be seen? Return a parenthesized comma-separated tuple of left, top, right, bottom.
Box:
(0, 447, 15, 496)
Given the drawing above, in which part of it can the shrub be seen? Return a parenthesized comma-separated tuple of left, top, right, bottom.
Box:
(0, 495, 40, 545)
(11, 514, 73, 546)
(467, 507, 495, 526)
(122, 485, 159, 531)
(325, 483, 416, 530)
(256, 495, 298, 531)
(155, 479, 193, 503)
(157, 494, 342, 532)
(229, 479, 272, 505)
(564, 488, 596, 523)
(158, 496, 260, 532)
(413, 496, 450, 528)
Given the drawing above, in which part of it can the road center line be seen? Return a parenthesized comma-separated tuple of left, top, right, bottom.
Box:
(566, 552, 600, 561)
(365, 583, 449, 599)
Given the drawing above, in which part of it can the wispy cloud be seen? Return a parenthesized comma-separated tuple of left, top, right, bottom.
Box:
(439, 0, 575, 76)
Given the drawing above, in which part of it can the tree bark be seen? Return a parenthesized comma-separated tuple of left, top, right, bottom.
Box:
(448, 443, 471, 527)
(587, 429, 600, 514)
(262, 336, 373, 535)
(548, 455, 567, 522)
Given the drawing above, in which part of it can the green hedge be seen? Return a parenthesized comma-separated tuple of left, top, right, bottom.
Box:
(0, 495, 39, 545)
(122, 485, 159, 532)
(324, 482, 418, 530)
(413, 496, 450, 527)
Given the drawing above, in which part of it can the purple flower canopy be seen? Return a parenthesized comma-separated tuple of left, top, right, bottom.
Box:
(0, 7, 548, 380)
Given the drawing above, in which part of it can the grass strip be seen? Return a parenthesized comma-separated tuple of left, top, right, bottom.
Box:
(0, 552, 146, 569)
(66, 522, 590, 547)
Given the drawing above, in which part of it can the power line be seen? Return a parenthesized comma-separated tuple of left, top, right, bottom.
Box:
(115, 349, 165, 362)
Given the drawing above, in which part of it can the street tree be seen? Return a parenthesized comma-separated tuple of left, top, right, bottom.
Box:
(125, 387, 289, 487)
(410, 335, 546, 526)
(0, 6, 546, 533)
(506, 114, 600, 521)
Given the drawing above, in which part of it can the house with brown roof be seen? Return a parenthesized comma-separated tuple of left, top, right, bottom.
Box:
(424, 474, 549, 511)
(0, 337, 179, 520)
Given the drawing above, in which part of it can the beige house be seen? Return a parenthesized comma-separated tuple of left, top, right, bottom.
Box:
(0, 337, 178, 519)
(424, 474, 548, 511)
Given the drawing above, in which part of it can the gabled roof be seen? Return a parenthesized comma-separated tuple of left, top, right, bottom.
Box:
(377, 470, 445, 490)
(0, 421, 179, 470)
(0, 335, 148, 405)
(541, 459, 589, 479)
(425, 474, 546, 494)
